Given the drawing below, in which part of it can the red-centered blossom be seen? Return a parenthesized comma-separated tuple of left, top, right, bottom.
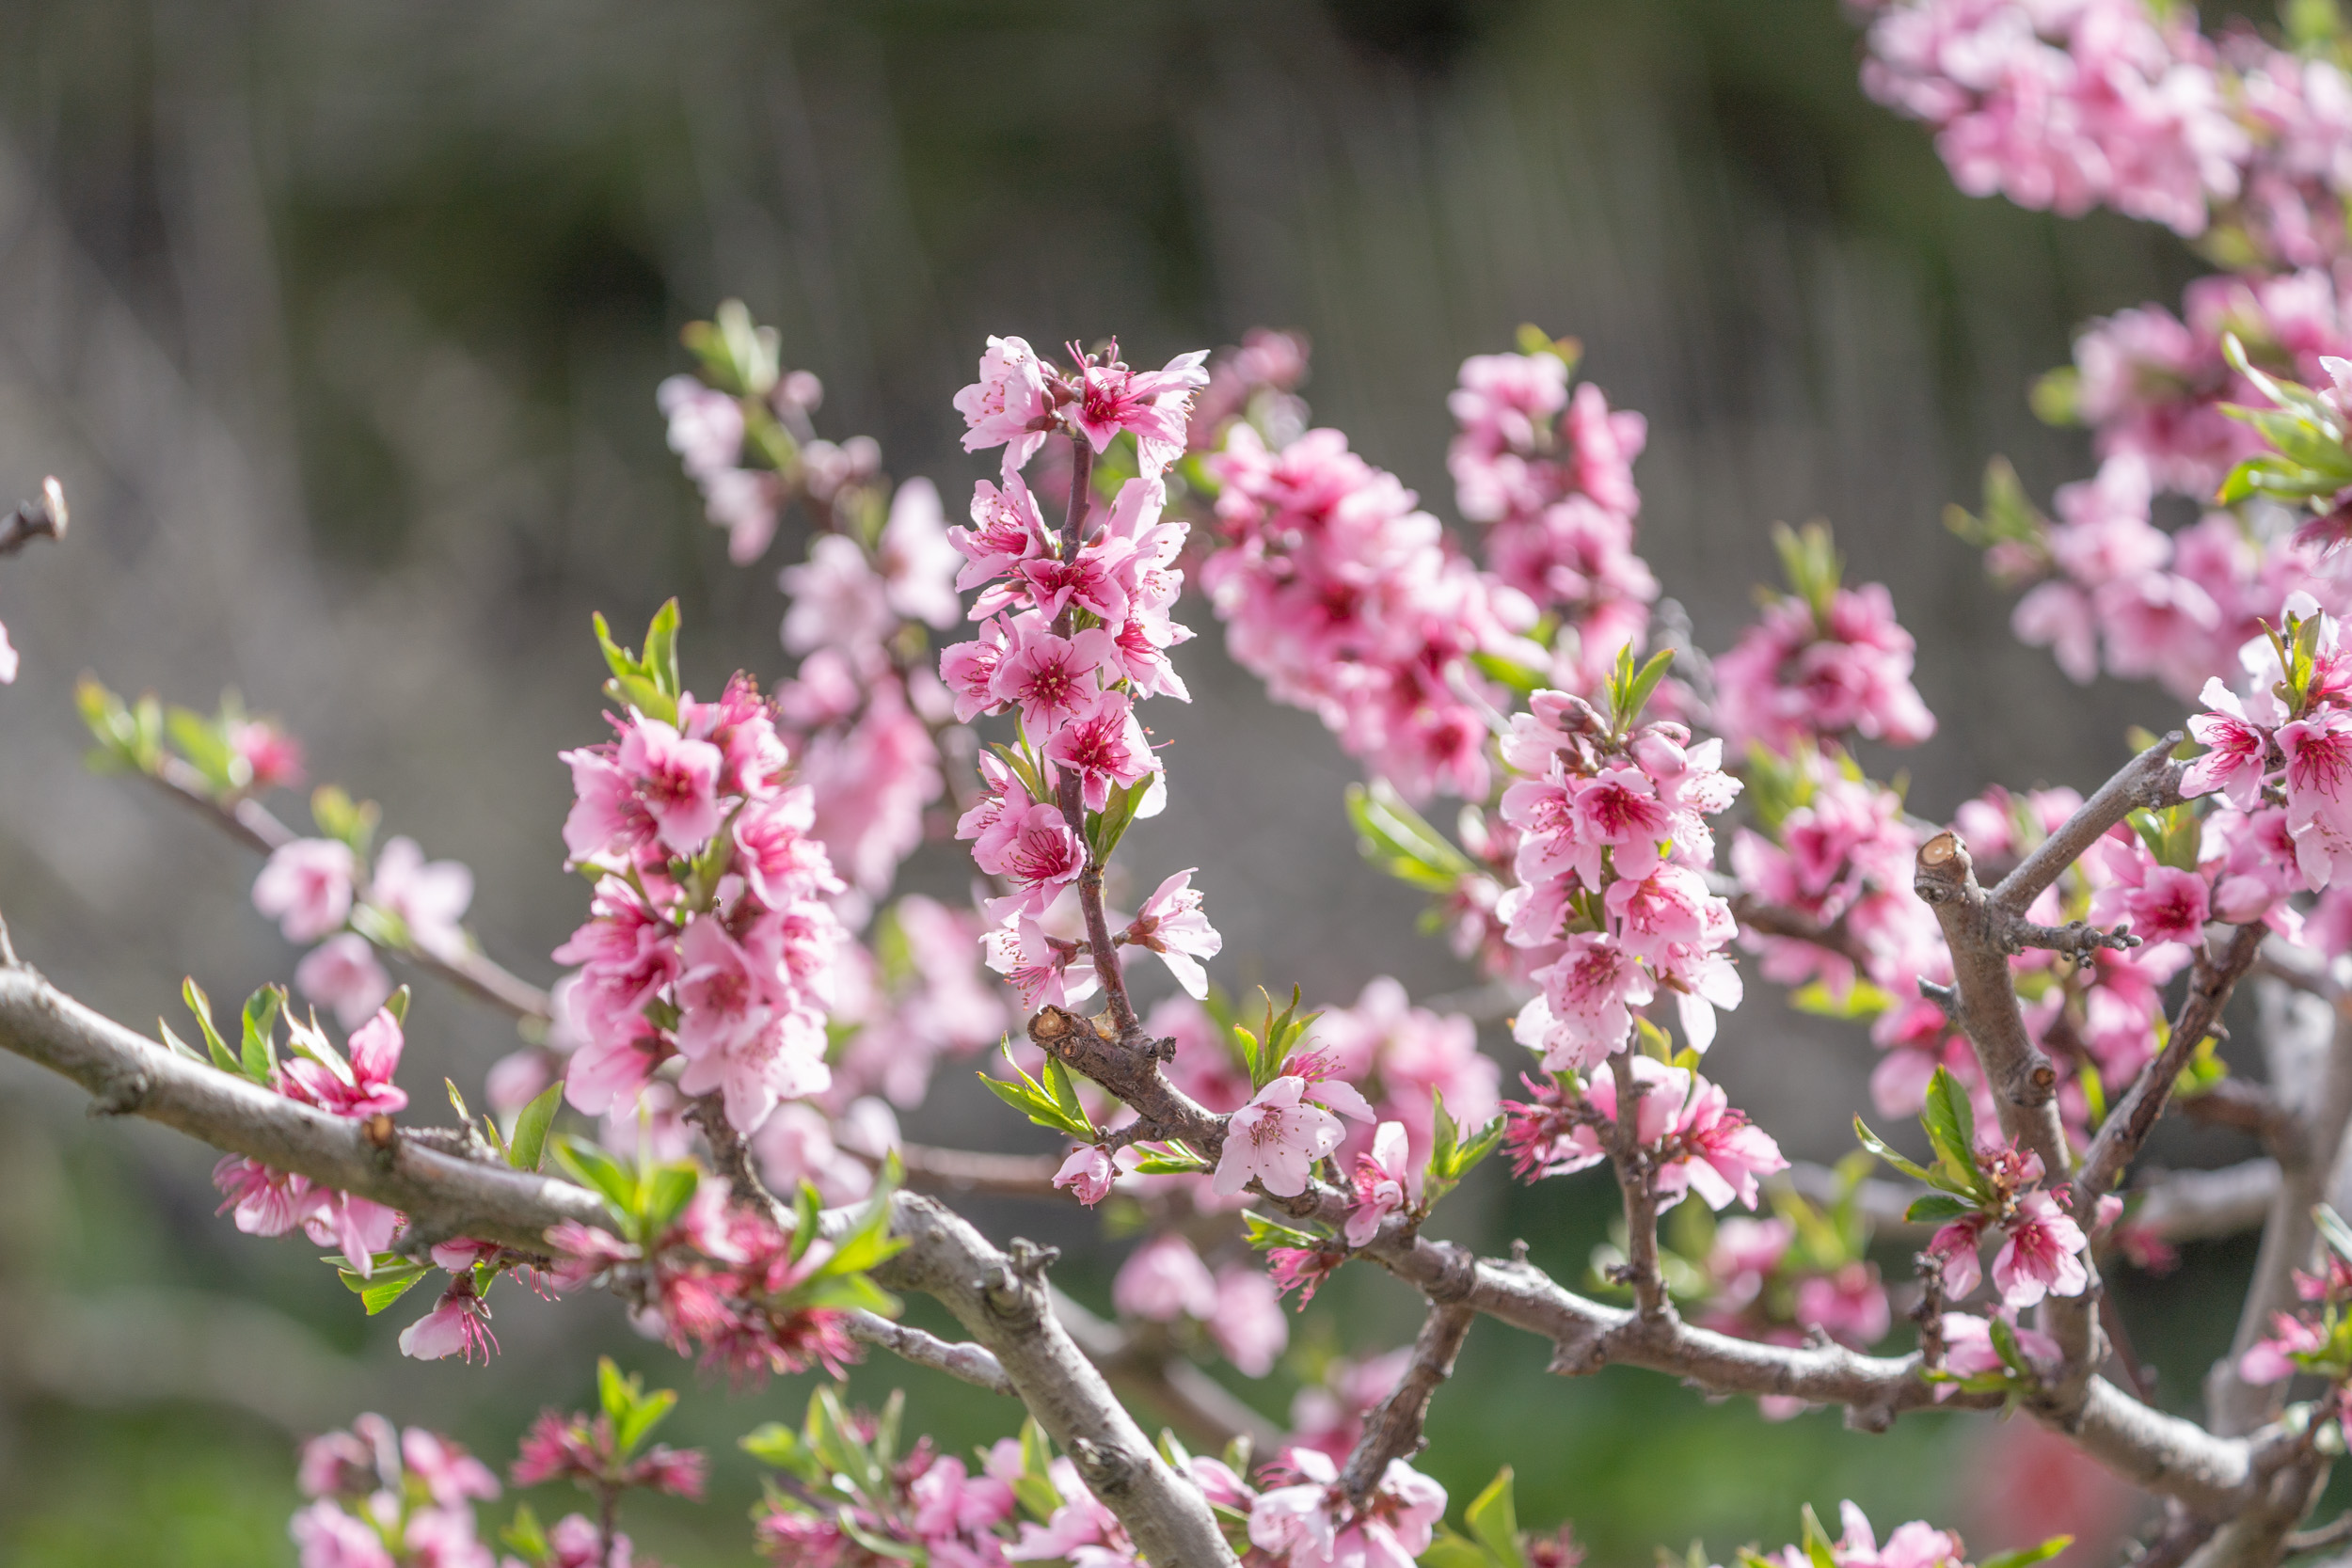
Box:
(1714, 582, 1936, 752)
(1941, 1309, 2060, 1390)
(1215, 1076, 1346, 1197)
(1512, 931, 1654, 1071)
(1248, 1449, 1446, 1568)
(1041, 689, 1154, 812)
(511, 1409, 707, 1500)
(1018, 537, 1136, 626)
(230, 717, 306, 790)
(978, 804, 1086, 924)
(982, 914, 1098, 1010)
(988, 621, 1115, 739)
(615, 716, 725, 856)
(1119, 867, 1221, 1000)
(400, 1275, 499, 1363)
(365, 835, 472, 960)
(952, 473, 1049, 590)
(1072, 347, 1211, 478)
(2182, 678, 2275, 809)
(1992, 1190, 2090, 1308)
(939, 614, 1011, 723)
(254, 838, 358, 944)
(1266, 1244, 1345, 1307)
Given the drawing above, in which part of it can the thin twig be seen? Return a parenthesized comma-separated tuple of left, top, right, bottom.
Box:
(0, 476, 66, 557)
(2076, 924, 2267, 1210)
(1992, 733, 2185, 915)
(842, 1309, 1014, 1397)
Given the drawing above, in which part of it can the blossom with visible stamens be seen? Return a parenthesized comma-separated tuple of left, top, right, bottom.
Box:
(1120, 867, 1221, 999)
(988, 621, 1116, 739)
(1215, 1076, 1346, 1196)
(1042, 689, 1155, 812)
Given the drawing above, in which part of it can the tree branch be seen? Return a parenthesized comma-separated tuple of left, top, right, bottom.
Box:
(1991, 734, 2186, 915)
(2076, 923, 2266, 1210)
(136, 759, 554, 1023)
(841, 1309, 1014, 1398)
(1336, 1302, 1473, 1505)
(0, 475, 66, 557)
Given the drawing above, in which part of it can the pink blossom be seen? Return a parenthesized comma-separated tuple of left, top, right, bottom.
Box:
(1992, 1190, 2090, 1307)
(1120, 867, 1221, 999)
(614, 717, 724, 856)
(400, 1429, 499, 1508)
(954, 335, 1057, 474)
(1941, 1309, 2060, 1386)
(1713, 582, 1936, 752)
(1073, 348, 1211, 478)
(939, 615, 1012, 723)
(1344, 1120, 1419, 1246)
(1512, 931, 1655, 1071)
(0, 620, 13, 684)
(254, 838, 358, 943)
(2182, 679, 2275, 809)
(702, 467, 783, 564)
(2239, 1309, 2330, 1384)
(952, 474, 1049, 590)
(1053, 1143, 1137, 1206)
(656, 373, 743, 481)
(1795, 1262, 1892, 1349)
(366, 835, 472, 959)
(1113, 1233, 1220, 1323)
(731, 790, 839, 911)
(1215, 1075, 1345, 1197)
(290, 1498, 396, 1568)
(990, 621, 1116, 739)
(876, 477, 964, 630)
(1209, 1265, 1289, 1376)
(983, 914, 1099, 1010)
(399, 1279, 499, 1363)
(1926, 1214, 1987, 1299)
(1043, 689, 1155, 812)
(295, 934, 393, 1030)
(282, 1007, 411, 1119)
(779, 534, 896, 657)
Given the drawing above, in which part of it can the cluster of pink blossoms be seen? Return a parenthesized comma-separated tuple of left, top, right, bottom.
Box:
(1922, 1142, 2095, 1311)
(1687, 1216, 1889, 1418)
(1446, 348, 1658, 690)
(556, 677, 846, 1135)
(214, 1006, 408, 1280)
(1497, 691, 1744, 1063)
(253, 832, 475, 1030)
(290, 1417, 504, 1568)
(1712, 577, 1936, 752)
(1857, 0, 2249, 240)
(1109, 1231, 1290, 1375)
(2236, 1248, 2352, 1431)
(1502, 1053, 1788, 1215)
(1245, 1448, 1446, 1568)
(939, 335, 1225, 998)
(1762, 1501, 1972, 1568)
(1202, 421, 1540, 800)
(2181, 592, 2352, 894)
(756, 1432, 1022, 1565)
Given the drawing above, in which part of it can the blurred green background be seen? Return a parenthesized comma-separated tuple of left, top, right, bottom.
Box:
(0, 0, 2276, 1560)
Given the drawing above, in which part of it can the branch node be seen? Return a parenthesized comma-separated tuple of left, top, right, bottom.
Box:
(1069, 1437, 1136, 1497)
(87, 1066, 153, 1117)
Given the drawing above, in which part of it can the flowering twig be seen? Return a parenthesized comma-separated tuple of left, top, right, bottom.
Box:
(134, 758, 553, 1022)
(1336, 1302, 1473, 1505)
(1990, 732, 2186, 914)
(1603, 1050, 1670, 1320)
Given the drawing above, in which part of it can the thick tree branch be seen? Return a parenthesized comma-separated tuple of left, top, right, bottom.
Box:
(2211, 987, 2352, 1437)
(1337, 1302, 1473, 1505)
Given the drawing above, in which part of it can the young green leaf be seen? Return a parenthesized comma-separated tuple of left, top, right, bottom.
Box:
(1979, 1538, 2074, 1568)
(552, 1136, 639, 1226)
(337, 1256, 431, 1315)
(182, 978, 240, 1076)
(1464, 1466, 1527, 1568)
(507, 1082, 564, 1173)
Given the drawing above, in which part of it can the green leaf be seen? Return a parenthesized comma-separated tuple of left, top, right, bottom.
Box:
(507, 1082, 563, 1172)
(1088, 775, 1152, 863)
(1470, 649, 1546, 696)
(1241, 1212, 1324, 1252)
(1905, 1194, 1978, 1225)
(1343, 780, 1475, 894)
(1979, 1539, 2074, 1568)
(500, 1502, 550, 1560)
(1464, 1466, 1526, 1568)
(1419, 1532, 1498, 1568)
(1041, 1054, 1096, 1139)
(182, 979, 240, 1076)
(337, 1256, 430, 1315)
(240, 986, 283, 1083)
(978, 1044, 1096, 1140)
(1920, 1066, 1981, 1194)
(639, 1163, 700, 1243)
(551, 1136, 638, 1225)
(166, 705, 235, 791)
(1988, 1313, 2035, 1383)
(791, 1181, 823, 1263)
(740, 1422, 822, 1484)
(1852, 1117, 1938, 1187)
(642, 599, 683, 699)
(1014, 1419, 1062, 1523)
(383, 985, 411, 1027)
(1798, 1503, 1840, 1568)
(597, 1357, 677, 1459)
(1788, 977, 1896, 1021)
(1612, 647, 1675, 730)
